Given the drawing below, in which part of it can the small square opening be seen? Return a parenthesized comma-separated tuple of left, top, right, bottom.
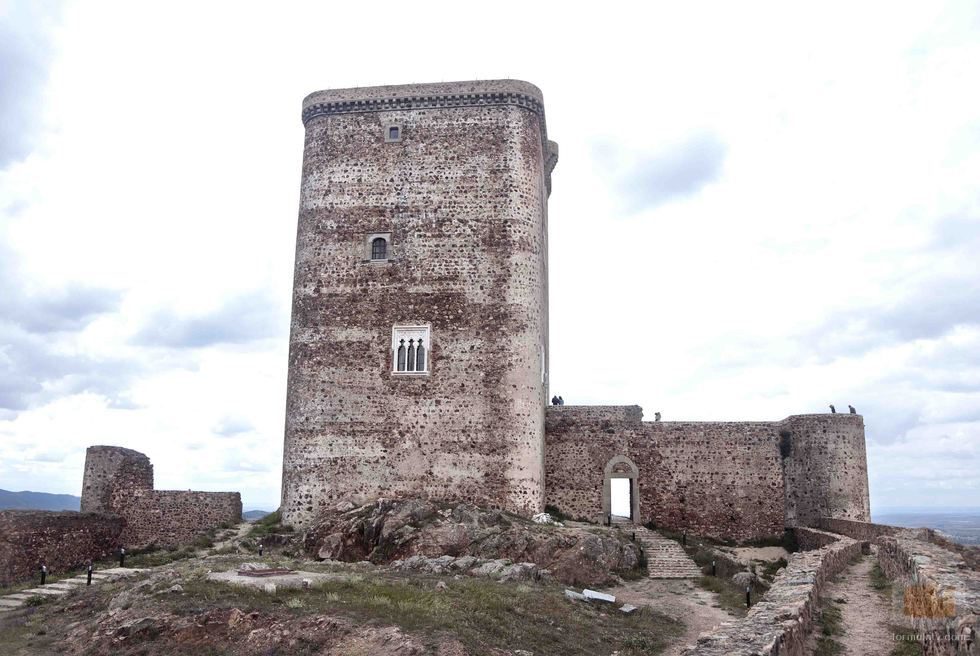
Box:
(385, 125, 402, 142)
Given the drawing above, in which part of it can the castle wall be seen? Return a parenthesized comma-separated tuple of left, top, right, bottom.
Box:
(0, 511, 123, 586)
(80, 445, 241, 548)
(544, 407, 870, 542)
(545, 406, 784, 542)
(118, 491, 243, 547)
(282, 81, 554, 528)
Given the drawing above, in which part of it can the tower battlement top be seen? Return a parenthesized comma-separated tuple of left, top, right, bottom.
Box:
(301, 79, 547, 127)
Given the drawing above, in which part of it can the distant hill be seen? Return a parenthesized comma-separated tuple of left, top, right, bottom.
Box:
(0, 489, 81, 511)
(243, 509, 272, 521)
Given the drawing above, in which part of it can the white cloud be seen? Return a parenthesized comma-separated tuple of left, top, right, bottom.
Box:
(1, 0, 978, 511)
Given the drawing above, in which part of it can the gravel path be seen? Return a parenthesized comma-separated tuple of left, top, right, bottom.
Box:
(813, 555, 894, 656)
(606, 577, 732, 656)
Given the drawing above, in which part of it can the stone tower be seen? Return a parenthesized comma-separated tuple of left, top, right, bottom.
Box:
(281, 80, 559, 529)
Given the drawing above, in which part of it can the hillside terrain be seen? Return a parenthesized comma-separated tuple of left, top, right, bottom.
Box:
(0, 490, 80, 511)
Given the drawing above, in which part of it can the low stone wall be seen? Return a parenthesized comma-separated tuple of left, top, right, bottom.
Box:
(877, 535, 979, 655)
(120, 490, 242, 548)
(818, 517, 930, 541)
(0, 511, 124, 586)
(684, 529, 861, 656)
(796, 526, 844, 550)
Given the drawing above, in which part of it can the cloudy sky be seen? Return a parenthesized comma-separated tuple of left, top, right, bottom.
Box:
(1, 1, 978, 512)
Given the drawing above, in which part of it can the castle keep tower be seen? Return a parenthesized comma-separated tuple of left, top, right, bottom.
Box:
(282, 80, 559, 529)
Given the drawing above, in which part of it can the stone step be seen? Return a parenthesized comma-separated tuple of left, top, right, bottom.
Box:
(0, 598, 23, 608)
(21, 587, 67, 596)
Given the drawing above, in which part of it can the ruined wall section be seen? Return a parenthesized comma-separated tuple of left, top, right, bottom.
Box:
(80, 445, 153, 514)
(119, 491, 242, 547)
(0, 511, 123, 586)
(544, 406, 785, 542)
(79, 446, 241, 549)
(544, 407, 870, 542)
(282, 80, 553, 528)
(781, 414, 870, 527)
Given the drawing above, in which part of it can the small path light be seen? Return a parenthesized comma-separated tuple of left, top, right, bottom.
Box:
(746, 586, 751, 608)
(682, 532, 687, 546)
(712, 560, 717, 576)
(40, 564, 47, 585)
(119, 547, 126, 568)
(258, 542, 263, 557)
(87, 562, 93, 586)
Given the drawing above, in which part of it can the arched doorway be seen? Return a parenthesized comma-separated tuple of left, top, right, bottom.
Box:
(602, 455, 640, 523)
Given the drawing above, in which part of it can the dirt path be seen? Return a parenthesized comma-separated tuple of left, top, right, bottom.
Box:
(606, 577, 731, 656)
(811, 555, 894, 656)
(197, 522, 251, 557)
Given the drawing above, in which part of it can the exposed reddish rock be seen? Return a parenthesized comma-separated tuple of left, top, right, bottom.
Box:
(304, 498, 641, 586)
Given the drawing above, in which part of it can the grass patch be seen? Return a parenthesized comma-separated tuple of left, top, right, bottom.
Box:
(247, 509, 295, 538)
(696, 576, 751, 617)
(813, 596, 845, 656)
(125, 547, 198, 568)
(870, 561, 891, 593)
(175, 572, 683, 655)
(759, 558, 788, 583)
(889, 626, 924, 656)
(23, 594, 48, 607)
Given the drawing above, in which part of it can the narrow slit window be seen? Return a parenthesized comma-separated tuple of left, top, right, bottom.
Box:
(388, 126, 400, 140)
(371, 237, 387, 260)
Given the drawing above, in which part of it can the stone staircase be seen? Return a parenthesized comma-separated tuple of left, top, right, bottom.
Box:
(0, 567, 146, 613)
(611, 516, 703, 579)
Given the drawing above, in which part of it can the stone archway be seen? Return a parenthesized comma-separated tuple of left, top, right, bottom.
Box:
(602, 455, 640, 523)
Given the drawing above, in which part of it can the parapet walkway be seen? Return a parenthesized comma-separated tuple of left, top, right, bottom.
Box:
(0, 567, 145, 612)
(611, 517, 703, 579)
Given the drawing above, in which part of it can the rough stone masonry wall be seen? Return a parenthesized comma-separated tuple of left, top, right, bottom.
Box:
(781, 414, 870, 527)
(544, 407, 870, 542)
(80, 445, 242, 549)
(282, 80, 555, 529)
(0, 511, 123, 586)
(544, 406, 785, 542)
(80, 445, 153, 514)
(683, 529, 861, 656)
(119, 491, 243, 548)
(877, 535, 979, 655)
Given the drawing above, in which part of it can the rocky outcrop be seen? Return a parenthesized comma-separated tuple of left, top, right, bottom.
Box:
(304, 499, 641, 586)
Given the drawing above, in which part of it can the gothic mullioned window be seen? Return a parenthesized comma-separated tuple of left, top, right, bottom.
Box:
(392, 325, 429, 374)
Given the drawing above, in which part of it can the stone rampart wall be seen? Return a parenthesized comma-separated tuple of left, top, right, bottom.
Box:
(796, 526, 844, 550)
(818, 517, 930, 541)
(119, 490, 242, 547)
(0, 511, 123, 586)
(876, 535, 979, 655)
(684, 530, 861, 656)
(544, 407, 869, 542)
(80, 445, 242, 549)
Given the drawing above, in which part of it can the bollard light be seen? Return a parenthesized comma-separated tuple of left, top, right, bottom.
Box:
(40, 564, 47, 586)
(119, 547, 126, 568)
(87, 562, 93, 586)
(746, 586, 751, 607)
(712, 560, 716, 577)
